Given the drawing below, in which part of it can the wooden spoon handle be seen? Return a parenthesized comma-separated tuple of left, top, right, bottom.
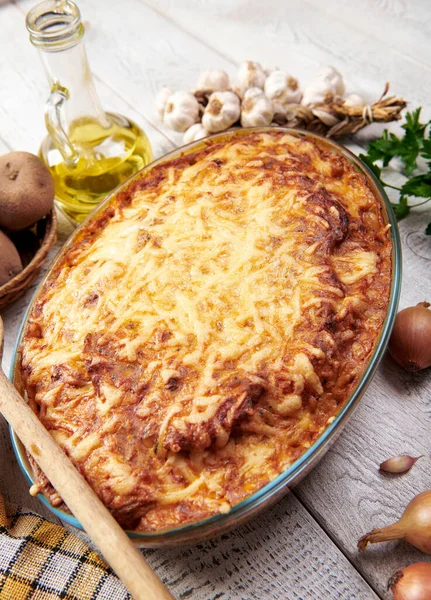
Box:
(0, 371, 174, 600)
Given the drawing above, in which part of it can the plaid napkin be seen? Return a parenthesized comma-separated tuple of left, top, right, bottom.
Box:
(0, 494, 131, 599)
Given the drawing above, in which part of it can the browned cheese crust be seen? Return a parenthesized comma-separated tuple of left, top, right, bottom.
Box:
(19, 131, 392, 531)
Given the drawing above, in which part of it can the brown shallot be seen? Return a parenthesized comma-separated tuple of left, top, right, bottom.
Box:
(388, 302, 431, 371)
(380, 455, 423, 474)
(358, 490, 431, 553)
(389, 563, 431, 600)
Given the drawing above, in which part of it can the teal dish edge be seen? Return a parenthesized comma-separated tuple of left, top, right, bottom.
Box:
(9, 128, 402, 547)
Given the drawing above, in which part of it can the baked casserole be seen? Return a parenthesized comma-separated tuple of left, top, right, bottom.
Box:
(19, 130, 392, 532)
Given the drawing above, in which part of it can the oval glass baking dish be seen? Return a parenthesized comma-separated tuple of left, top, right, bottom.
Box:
(10, 128, 402, 547)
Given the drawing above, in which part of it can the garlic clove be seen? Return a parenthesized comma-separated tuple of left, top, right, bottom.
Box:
(155, 87, 173, 120)
(163, 91, 200, 132)
(241, 89, 274, 128)
(344, 93, 366, 108)
(183, 123, 209, 144)
(196, 69, 229, 92)
(311, 108, 339, 126)
(238, 60, 267, 94)
(264, 70, 302, 105)
(380, 455, 423, 474)
(202, 91, 241, 133)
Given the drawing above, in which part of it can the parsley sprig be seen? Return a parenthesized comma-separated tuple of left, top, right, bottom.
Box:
(359, 108, 431, 231)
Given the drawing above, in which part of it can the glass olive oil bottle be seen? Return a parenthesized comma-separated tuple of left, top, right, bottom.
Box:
(26, 0, 152, 224)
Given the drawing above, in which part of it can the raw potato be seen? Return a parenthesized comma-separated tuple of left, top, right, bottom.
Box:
(0, 229, 23, 286)
(0, 152, 54, 232)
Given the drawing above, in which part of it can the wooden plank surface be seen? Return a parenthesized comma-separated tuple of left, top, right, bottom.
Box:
(304, 0, 431, 70)
(1, 1, 430, 598)
(145, 493, 380, 600)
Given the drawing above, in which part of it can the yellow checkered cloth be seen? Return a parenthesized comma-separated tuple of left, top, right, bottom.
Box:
(0, 494, 130, 600)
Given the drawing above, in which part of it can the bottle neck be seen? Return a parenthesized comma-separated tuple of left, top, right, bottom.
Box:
(38, 39, 108, 129)
(26, 0, 109, 142)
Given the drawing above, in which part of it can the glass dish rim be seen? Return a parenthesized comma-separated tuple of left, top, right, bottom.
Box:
(9, 127, 402, 543)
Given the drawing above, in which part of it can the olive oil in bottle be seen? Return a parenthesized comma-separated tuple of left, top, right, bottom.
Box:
(27, 0, 152, 225)
(39, 114, 152, 223)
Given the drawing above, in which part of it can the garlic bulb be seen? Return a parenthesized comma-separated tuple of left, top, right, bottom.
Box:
(155, 87, 173, 120)
(344, 93, 366, 108)
(202, 91, 240, 133)
(238, 60, 266, 93)
(196, 69, 229, 91)
(164, 91, 200, 132)
(242, 86, 264, 100)
(302, 65, 345, 106)
(183, 123, 208, 144)
(264, 70, 302, 104)
(302, 79, 334, 106)
(241, 88, 274, 127)
(317, 66, 345, 96)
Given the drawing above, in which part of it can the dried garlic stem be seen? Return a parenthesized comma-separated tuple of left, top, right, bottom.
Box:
(190, 83, 406, 139)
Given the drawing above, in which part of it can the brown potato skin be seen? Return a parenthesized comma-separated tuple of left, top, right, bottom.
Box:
(0, 152, 54, 231)
(0, 229, 22, 286)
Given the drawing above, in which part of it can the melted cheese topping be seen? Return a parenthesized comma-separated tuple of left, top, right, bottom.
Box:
(20, 131, 392, 531)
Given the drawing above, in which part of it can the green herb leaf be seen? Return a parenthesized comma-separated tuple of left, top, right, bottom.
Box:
(366, 131, 400, 166)
(425, 223, 431, 235)
(361, 108, 431, 223)
(421, 138, 431, 162)
(402, 107, 427, 138)
(397, 128, 421, 175)
(391, 196, 410, 220)
(359, 153, 381, 178)
(401, 172, 431, 198)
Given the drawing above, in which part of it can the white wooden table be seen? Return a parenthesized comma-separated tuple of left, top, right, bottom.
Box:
(1, 1, 430, 598)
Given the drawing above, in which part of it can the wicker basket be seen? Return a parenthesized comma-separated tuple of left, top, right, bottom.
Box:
(0, 210, 57, 310)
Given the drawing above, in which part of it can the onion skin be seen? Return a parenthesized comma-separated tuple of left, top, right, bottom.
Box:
(389, 563, 431, 600)
(388, 302, 431, 371)
(358, 490, 431, 554)
(380, 455, 423, 474)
